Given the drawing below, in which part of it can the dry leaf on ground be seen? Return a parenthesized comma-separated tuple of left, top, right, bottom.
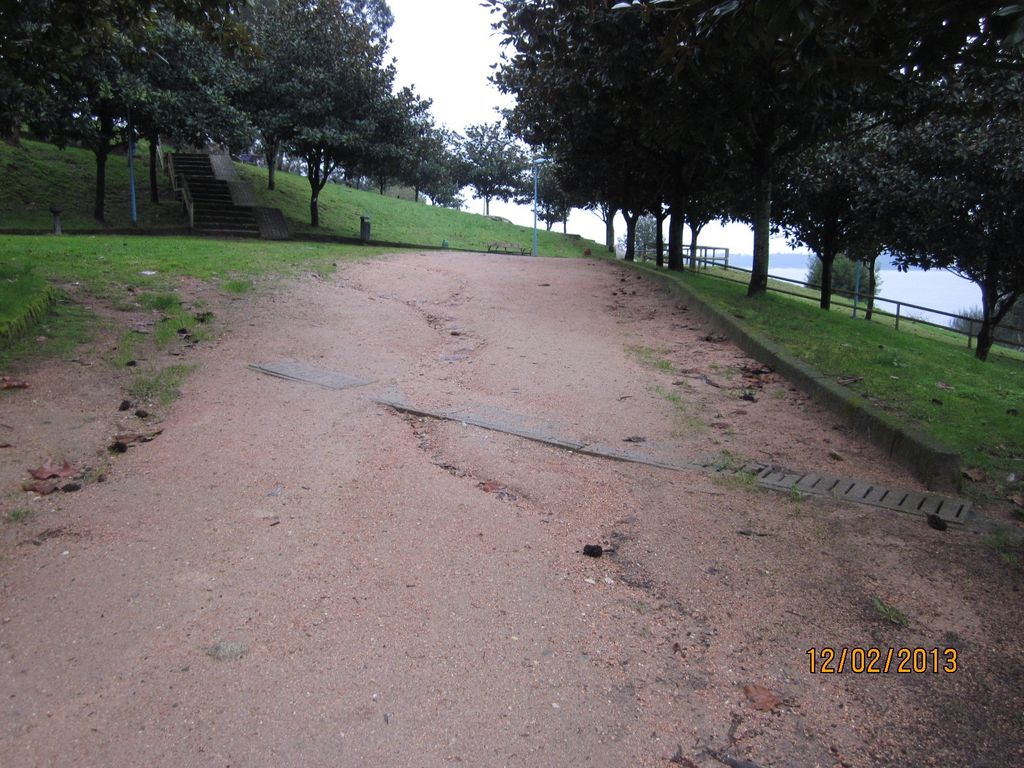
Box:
(743, 683, 782, 711)
(28, 458, 77, 481)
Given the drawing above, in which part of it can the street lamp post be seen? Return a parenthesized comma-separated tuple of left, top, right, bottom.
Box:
(127, 105, 138, 226)
(532, 156, 550, 258)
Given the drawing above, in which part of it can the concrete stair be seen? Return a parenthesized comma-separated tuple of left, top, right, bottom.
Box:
(170, 152, 259, 238)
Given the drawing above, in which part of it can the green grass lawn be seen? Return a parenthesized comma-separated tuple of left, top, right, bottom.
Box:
(0, 264, 55, 343)
(0, 137, 599, 258)
(640, 262, 1024, 500)
(0, 138, 186, 231)
(692, 263, 1023, 362)
(237, 162, 594, 258)
(0, 234, 390, 301)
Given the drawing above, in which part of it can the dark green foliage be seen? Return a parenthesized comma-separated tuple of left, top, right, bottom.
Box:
(805, 255, 881, 298)
(461, 122, 528, 215)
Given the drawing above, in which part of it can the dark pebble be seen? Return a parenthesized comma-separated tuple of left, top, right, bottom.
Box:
(135, 409, 149, 418)
(582, 544, 603, 558)
(109, 441, 128, 454)
(61, 482, 82, 493)
(125, 360, 137, 367)
(927, 513, 948, 531)
(118, 400, 132, 411)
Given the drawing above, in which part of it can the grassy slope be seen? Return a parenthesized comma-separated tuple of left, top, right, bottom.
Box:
(0, 138, 599, 258)
(0, 138, 186, 230)
(237, 162, 596, 258)
(644, 264, 1024, 497)
(0, 264, 54, 343)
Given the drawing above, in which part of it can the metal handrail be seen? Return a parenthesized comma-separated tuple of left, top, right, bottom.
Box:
(180, 176, 194, 230)
(686, 261, 1024, 354)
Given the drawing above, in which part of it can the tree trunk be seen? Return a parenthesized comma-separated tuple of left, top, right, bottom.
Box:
(667, 206, 684, 271)
(310, 193, 319, 228)
(623, 210, 638, 262)
(563, 217, 567, 234)
(655, 210, 666, 268)
(265, 142, 278, 190)
(484, 197, 491, 216)
(7, 123, 21, 147)
(413, 186, 419, 203)
(748, 150, 772, 297)
(688, 221, 705, 270)
(93, 148, 108, 222)
(148, 136, 160, 204)
(818, 252, 836, 310)
(605, 205, 617, 252)
(379, 178, 386, 195)
(864, 254, 878, 320)
(975, 285, 1018, 361)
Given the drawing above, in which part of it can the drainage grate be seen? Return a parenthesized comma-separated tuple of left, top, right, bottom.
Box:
(757, 466, 970, 524)
(250, 361, 374, 391)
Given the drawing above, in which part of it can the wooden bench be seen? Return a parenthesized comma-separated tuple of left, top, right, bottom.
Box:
(486, 241, 530, 255)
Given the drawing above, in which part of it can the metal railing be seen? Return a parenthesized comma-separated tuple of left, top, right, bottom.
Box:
(645, 255, 1023, 356)
(180, 176, 194, 230)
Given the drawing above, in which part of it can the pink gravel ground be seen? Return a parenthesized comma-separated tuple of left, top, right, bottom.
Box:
(0, 252, 1020, 767)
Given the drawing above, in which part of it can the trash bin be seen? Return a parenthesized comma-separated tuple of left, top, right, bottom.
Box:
(442, 239, 449, 249)
(360, 215, 371, 243)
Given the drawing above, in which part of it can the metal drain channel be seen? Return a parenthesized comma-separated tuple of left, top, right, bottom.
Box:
(377, 397, 971, 525)
(250, 361, 375, 391)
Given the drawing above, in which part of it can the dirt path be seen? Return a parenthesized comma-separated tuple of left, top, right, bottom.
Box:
(1, 252, 1021, 767)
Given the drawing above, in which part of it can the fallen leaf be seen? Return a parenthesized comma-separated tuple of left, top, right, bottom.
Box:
(623, 435, 647, 443)
(962, 467, 987, 483)
(22, 479, 59, 495)
(0, 376, 28, 389)
(113, 430, 162, 445)
(28, 458, 77, 481)
(1009, 495, 1024, 508)
(743, 683, 781, 711)
(479, 480, 503, 493)
(936, 381, 954, 390)
(837, 375, 864, 386)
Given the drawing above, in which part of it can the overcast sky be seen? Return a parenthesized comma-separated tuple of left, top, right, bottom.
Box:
(386, 0, 796, 255)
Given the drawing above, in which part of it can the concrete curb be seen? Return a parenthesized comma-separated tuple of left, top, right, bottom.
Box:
(630, 262, 962, 492)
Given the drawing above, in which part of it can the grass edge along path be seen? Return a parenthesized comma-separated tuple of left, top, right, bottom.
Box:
(627, 260, 1023, 505)
(0, 265, 58, 345)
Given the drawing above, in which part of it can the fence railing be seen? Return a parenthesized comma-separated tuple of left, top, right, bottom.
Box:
(640, 251, 1023, 355)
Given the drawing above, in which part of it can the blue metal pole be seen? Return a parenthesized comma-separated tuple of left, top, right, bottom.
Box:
(128, 106, 137, 225)
(532, 161, 539, 258)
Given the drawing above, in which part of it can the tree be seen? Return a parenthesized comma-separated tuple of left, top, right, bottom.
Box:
(411, 128, 469, 207)
(805, 255, 881, 299)
(773, 127, 888, 309)
(618, 214, 658, 261)
(133, 15, 252, 204)
(517, 162, 577, 231)
(952, 300, 1024, 351)
(29, 29, 136, 222)
(616, 0, 1024, 297)
(241, 0, 394, 226)
(0, 0, 246, 144)
(491, 1, 732, 268)
(461, 122, 527, 215)
(881, 72, 1024, 361)
(358, 86, 433, 196)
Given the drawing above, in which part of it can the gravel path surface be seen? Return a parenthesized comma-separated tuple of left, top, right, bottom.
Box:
(1, 252, 1020, 767)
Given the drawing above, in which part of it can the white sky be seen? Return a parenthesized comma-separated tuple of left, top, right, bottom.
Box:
(386, 0, 796, 255)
